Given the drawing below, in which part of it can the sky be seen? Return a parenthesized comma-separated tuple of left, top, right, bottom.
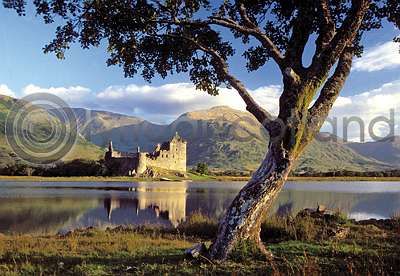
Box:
(0, 6, 399, 142)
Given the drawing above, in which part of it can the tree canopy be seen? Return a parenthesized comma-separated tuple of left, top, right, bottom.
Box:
(3, 0, 399, 130)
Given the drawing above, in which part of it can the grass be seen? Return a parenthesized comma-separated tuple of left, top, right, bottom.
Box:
(177, 211, 218, 239)
(0, 212, 399, 275)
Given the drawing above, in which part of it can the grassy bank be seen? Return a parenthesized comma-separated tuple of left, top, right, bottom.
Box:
(1, 175, 400, 182)
(0, 212, 399, 275)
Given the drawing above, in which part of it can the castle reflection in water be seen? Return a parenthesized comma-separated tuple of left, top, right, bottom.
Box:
(103, 188, 187, 227)
(71, 182, 191, 229)
(1, 181, 399, 235)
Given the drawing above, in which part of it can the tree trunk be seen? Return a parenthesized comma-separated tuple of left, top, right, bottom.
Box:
(210, 141, 293, 260)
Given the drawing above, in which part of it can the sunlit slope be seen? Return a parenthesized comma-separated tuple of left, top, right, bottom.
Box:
(88, 105, 393, 172)
(297, 134, 393, 172)
(72, 108, 144, 139)
(0, 95, 103, 168)
(2, 93, 392, 173)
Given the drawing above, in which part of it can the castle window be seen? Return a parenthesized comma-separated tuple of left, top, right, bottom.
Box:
(166, 154, 168, 158)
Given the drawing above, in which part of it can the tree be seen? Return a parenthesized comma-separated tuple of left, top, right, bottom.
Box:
(5, 0, 399, 260)
(195, 162, 209, 175)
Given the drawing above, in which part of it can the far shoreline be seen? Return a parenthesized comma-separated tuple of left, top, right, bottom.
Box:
(1, 175, 400, 182)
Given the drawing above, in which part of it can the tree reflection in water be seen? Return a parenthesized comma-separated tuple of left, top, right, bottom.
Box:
(0, 181, 399, 234)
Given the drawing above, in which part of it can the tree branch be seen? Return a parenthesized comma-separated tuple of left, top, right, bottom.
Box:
(237, 3, 257, 29)
(315, 0, 336, 54)
(202, 48, 273, 128)
(306, 47, 354, 134)
(309, 0, 370, 80)
(162, 34, 273, 128)
(154, 5, 286, 70)
(236, 3, 285, 70)
(284, 2, 314, 73)
(209, 15, 285, 70)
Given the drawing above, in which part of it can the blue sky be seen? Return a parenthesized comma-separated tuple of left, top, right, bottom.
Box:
(0, 6, 399, 141)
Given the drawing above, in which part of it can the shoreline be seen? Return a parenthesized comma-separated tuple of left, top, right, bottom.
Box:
(0, 175, 400, 182)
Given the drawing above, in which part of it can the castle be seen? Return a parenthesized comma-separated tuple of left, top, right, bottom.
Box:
(104, 132, 187, 176)
(103, 182, 187, 226)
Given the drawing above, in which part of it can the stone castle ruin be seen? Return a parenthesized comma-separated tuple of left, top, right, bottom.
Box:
(104, 132, 187, 176)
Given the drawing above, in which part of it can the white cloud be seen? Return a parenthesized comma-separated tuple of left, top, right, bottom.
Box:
(323, 80, 400, 141)
(96, 83, 281, 123)
(333, 96, 352, 107)
(15, 82, 281, 123)
(22, 84, 93, 107)
(10, 79, 400, 142)
(0, 84, 15, 97)
(353, 41, 400, 72)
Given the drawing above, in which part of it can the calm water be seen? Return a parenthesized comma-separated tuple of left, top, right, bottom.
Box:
(0, 181, 399, 235)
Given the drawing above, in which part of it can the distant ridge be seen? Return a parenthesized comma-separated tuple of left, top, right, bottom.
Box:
(71, 108, 144, 138)
(77, 105, 395, 172)
(0, 95, 397, 172)
(347, 136, 400, 165)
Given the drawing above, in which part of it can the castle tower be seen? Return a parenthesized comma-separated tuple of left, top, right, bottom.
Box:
(171, 132, 187, 172)
(105, 140, 114, 160)
(136, 152, 148, 174)
(108, 140, 113, 153)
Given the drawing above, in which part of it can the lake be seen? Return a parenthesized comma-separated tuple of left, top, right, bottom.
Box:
(0, 181, 399, 235)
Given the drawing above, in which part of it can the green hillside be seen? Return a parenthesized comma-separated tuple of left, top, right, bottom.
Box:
(347, 137, 400, 166)
(0, 95, 394, 173)
(0, 95, 104, 168)
(86, 105, 393, 172)
(297, 136, 393, 172)
(72, 108, 143, 139)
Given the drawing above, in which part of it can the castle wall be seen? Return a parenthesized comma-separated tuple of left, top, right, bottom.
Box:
(105, 133, 187, 176)
(137, 153, 148, 175)
(145, 140, 186, 172)
(105, 156, 138, 176)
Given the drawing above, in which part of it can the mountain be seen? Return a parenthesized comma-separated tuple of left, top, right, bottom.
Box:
(0, 94, 396, 173)
(298, 133, 393, 172)
(84, 105, 393, 172)
(87, 106, 270, 170)
(174, 106, 268, 170)
(347, 136, 400, 166)
(71, 108, 143, 138)
(0, 95, 104, 168)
